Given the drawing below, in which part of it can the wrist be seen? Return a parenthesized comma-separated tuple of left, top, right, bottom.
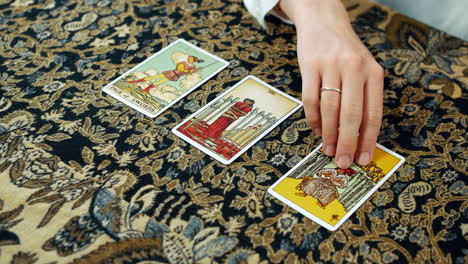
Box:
(279, 0, 349, 25)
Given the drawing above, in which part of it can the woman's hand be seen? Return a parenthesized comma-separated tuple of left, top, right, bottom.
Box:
(280, 0, 384, 168)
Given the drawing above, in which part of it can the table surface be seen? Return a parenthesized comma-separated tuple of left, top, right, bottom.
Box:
(0, 0, 467, 263)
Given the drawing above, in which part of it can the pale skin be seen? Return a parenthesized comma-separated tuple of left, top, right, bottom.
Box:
(279, 0, 384, 169)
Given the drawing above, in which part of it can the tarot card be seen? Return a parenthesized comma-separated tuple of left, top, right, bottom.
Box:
(172, 75, 303, 165)
(103, 39, 229, 118)
(268, 144, 405, 231)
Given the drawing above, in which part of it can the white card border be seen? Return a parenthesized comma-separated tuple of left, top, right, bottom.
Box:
(172, 75, 303, 165)
(103, 39, 229, 118)
(268, 143, 405, 231)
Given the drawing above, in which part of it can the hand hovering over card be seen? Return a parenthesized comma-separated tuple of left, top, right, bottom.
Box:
(279, 0, 384, 169)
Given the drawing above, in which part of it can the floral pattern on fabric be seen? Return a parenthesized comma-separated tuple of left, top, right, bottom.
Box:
(0, 0, 466, 263)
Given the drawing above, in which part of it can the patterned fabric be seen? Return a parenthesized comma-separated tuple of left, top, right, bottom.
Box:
(0, 0, 466, 263)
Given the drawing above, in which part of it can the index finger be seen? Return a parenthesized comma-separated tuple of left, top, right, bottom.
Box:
(302, 68, 322, 136)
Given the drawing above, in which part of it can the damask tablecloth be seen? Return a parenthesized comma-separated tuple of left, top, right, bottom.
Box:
(0, 0, 467, 263)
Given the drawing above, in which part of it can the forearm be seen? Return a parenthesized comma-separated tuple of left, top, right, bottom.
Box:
(280, 0, 365, 58)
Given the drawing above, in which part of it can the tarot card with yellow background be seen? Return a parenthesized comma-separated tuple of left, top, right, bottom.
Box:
(103, 39, 228, 118)
(268, 144, 405, 231)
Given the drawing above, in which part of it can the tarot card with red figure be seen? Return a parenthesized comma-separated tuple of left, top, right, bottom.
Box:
(172, 75, 302, 164)
(102, 39, 228, 118)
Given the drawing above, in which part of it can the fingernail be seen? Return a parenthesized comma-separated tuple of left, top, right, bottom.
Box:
(313, 128, 322, 136)
(336, 155, 352, 168)
(324, 145, 336, 156)
(357, 152, 370, 165)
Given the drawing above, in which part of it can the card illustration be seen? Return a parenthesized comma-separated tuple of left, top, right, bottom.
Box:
(103, 39, 229, 117)
(172, 76, 303, 164)
(268, 144, 405, 231)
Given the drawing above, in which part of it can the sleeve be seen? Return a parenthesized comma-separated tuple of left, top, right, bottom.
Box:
(243, 0, 293, 29)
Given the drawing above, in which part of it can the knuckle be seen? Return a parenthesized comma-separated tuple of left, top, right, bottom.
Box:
(342, 53, 365, 69)
(373, 63, 384, 76)
(313, 53, 329, 63)
(343, 103, 362, 122)
(324, 55, 339, 67)
(344, 114, 361, 125)
(299, 55, 322, 68)
(321, 95, 340, 109)
(366, 108, 383, 127)
(306, 117, 320, 128)
(322, 131, 338, 143)
(370, 63, 385, 80)
(302, 95, 320, 106)
(337, 138, 357, 152)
